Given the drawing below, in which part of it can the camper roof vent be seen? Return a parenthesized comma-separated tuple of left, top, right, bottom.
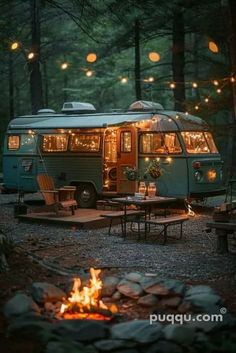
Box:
(62, 102, 96, 114)
(128, 100, 164, 111)
(37, 108, 56, 115)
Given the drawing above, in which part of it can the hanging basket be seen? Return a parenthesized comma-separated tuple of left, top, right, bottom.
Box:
(149, 170, 161, 179)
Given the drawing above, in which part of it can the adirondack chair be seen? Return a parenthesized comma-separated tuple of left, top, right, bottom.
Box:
(37, 174, 77, 215)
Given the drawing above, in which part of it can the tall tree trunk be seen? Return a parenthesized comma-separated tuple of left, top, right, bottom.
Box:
(134, 19, 142, 100)
(172, 6, 185, 111)
(28, 0, 43, 114)
(43, 61, 49, 107)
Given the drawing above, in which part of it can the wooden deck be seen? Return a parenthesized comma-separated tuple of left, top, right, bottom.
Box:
(18, 208, 121, 229)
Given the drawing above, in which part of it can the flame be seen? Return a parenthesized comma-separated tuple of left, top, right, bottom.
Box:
(59, 268, 116, 320)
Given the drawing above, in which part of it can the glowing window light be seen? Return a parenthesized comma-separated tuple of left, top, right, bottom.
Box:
(86, 70, 93, 77)
(61, 62, 69, 70)
(11, 42, 19, 50)
(28, 52, 35, 60)
(216, 88, 222, 94)
(208, 41, 219, 53)
(213, 80, 219, 86)
(192, 82, 198, 88)
(170, 83, 176, 89)
(120, 77, 128, 84)
(148, 52, 160, 62)
(86, 53, 97, 63)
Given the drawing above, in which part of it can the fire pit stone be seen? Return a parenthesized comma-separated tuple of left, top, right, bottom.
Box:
(141, 278, 185, 296)
(101, 276, 120, 297)
(31, 282, 66, 304)
(117, 279, 143, 299)
(137, 294, 159, 307)
(3, 293, 40, 320)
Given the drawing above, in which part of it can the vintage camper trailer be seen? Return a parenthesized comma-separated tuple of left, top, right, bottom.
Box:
(2, 101, 225, 207)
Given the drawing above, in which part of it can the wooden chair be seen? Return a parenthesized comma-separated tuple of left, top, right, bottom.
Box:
(37, 174, 77, 216)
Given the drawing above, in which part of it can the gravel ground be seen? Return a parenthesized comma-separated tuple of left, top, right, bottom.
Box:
(0, 193, 236, 281)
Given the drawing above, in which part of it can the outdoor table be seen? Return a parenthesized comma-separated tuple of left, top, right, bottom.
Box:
(206, 221, 236, 253)
(112, 196, 177, 239)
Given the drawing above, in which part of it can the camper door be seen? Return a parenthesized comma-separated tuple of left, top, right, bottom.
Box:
(117, 126, 137, 194)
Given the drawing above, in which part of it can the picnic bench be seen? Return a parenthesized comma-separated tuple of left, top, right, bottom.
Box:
(100, 210, 144, 235)
(145, 214, 189, 244)
(206, 221, 236, 253)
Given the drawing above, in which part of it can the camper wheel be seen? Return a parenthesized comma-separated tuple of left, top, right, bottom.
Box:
(76, 183, 97, 208)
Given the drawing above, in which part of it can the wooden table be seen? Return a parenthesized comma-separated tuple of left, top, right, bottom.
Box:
(112, 196, 177, 239)
(206, 221, 236, 253)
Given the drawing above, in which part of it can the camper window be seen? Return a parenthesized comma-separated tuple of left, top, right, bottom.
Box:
(181, 132, 215, 153)
(42, 134, 68, 152)
(140, 132, 182, 154)
(69, 133, 100, 152)
(8, 135, 20, 150)
(121, 131, 132, 152)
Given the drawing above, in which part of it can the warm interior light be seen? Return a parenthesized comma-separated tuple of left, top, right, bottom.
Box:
(208, 41, 219, 53)
(207, 169, 217, 182)
(61, 62, 69, 70)
(28, 52, 35, 60)
(86, 53, 97, 63)
(11, 42, 19, 50)
(148, 52, 160, 62)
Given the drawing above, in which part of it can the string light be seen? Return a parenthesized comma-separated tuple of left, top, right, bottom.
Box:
(86, 70, 93, 77)
(216, 88, 222, 94)
(208, 41, 219, 53)
(11, 42, 19, 50)
(195, 105, 199, 110)
(230, 76, 235, 83)
(170, 83, 176, 89)
(120, 77, 128, 84)
(192, 82, 198, 88)
(148, 52, 160, 62)
(86, 53, 97, 63)
(61, 62, 69, 70)
(204, 97, 209, 103)
(213, 80, 219, 86)
(27, 52, 35, 60)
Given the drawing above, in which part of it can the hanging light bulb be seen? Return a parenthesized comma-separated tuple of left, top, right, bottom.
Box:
(11, 42, 19, 50)
(216, 88, 222, 94)
(195, 105, 199, 110)
(204, 97, 209, 103)
(86, 70, 93, 77)
(192, 82, 198, 88)
(148, 52, 160, 62)
(148, 76, 154, 82)
(208, 41, 219, 53)
(120, 77, 128, 84)
(213, 80, 219, 86)
(230, 76, 235, 83)
(170, 82, 176, 89)
(61, 62, 69, 70)
(86, 53, 97, 63)
(28, 52, 35, 60)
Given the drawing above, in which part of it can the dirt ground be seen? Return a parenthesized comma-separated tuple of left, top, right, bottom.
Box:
(0, 249, 236, 353)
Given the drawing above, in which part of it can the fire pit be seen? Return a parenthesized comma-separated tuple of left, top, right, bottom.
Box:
(57, 268, 117, 321)
(3, 269, 235, 353)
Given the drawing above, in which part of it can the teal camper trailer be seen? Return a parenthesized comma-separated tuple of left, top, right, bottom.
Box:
(2, 101, 225, 207)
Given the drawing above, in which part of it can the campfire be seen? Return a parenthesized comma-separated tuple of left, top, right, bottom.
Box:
(58, 268, 117, 321)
